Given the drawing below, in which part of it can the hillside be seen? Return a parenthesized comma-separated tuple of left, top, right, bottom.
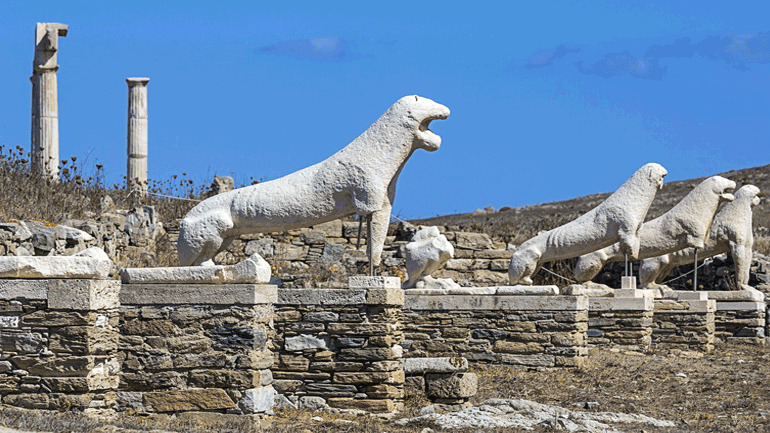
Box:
(413, 164, 770, 245)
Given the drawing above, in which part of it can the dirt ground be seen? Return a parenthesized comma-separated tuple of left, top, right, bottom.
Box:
(2, 342, 770, 432)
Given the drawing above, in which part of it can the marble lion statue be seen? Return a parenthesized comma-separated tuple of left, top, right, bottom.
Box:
(403, 226, 455, 288)
(572, 175, 736, 283)
(508, 163, 668, 285)
(639, 184, 761, 291)
(178, 95, 450, 266)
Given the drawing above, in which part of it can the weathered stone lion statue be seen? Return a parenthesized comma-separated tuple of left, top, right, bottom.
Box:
(508, 163, 668, 285)
(639, 184, 761, 291)
(178, 95, 450, 267)
(403, 226, 456, 289)
(572, 176, 736, 283)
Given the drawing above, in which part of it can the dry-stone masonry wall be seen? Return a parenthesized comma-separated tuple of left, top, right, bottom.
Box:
(273, 277, 405, 413)
(166, 220, 512, 287)
(402, 287, 588, 369)
(652, 292, 716, 352)
(713, 301, 765, 344)
(588, 295, 654, 353)
(4, 211, 770, 292)
(118, 283, 276, 414)
(0, 276, 120, 410)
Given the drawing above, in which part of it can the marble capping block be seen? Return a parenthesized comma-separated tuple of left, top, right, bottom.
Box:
(0, 250, 111, 279)
(405, 289, 586, 311)
(121, 253, 271, 285)
(120, 284, 277, 305)
(278, 280, 404, 307)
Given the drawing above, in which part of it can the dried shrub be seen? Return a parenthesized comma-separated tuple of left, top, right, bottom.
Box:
(0, 145, 206, 225)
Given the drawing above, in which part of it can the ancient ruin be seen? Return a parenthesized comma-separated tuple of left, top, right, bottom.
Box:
(30, 22, 68, 179)
(508, 163, 668, 285)
(177, 95, 450, 269)
(403, 226, 456, 289)
(640, 184, 762, 293)
(5, 21, 770, 424)
(573, 175, 736, 283)
(126, 77, 150, 198)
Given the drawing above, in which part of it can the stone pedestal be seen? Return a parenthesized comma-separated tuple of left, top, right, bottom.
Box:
(621, 276, 637, 289)
(403, 286, 587, 369)
(653, 291, 716, 352)
(118, 282, 277, 414)
(273, 277, 404, 413)
(403, 357, 476, 411)
(588, 295, 654, 353)
(31, 22, 68, 179)
(0, 276, 120, 410)
(126, 77, 149, 198)
(712, 299, 766, 344)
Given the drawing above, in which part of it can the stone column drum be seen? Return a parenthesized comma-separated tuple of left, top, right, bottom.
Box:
(126, 78, 150, 198)
(31, 23, 68, 179)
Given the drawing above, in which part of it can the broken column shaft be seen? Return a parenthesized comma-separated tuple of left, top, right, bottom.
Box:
(31, 22, 68, 179)
(126, 77, 150, 198)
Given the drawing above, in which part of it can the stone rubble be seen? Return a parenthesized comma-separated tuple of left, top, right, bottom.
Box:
(397, 398, 675, 432)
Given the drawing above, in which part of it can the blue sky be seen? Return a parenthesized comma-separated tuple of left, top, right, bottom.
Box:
(1, 1, 768, 219)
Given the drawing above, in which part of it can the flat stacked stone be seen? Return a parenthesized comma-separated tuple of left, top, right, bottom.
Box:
(403, 357, 476, 411)
(586, 289, 654, 353)
(706, 290, 766, 344)
(653, 291, 716, 352)
(402, 286, 587, 369)
(0, 249, 120, 410)
(118, 256, 276, 415)
(273, 276, 405, 413)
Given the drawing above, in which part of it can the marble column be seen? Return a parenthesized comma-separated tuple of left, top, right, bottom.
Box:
(126, 77, 149, 198)
(31, 23, 68, 179)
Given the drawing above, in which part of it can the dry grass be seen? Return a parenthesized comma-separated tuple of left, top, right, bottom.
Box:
(0, 145, 212, 226)
(755, 235, 770, 256)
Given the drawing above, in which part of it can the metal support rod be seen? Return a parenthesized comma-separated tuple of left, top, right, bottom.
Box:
(356, 215, 363, 250)
(624, 253, 629, 277)
(693, 248, 698, 290)
(367, 214, 375, 276)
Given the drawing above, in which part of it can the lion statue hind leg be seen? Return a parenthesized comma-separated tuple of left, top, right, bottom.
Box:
(177, 211, 235, 266)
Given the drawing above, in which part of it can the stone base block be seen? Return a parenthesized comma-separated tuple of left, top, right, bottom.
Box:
(0, 248, 110, 279)
(589, 297, 653, 311)
(143, 389, 236, 412)
(426, 373, 477, 399)
(327, 397, 395, 413)
(0, 279, 119, 310)
(348, 276, 401, 289)
(404, 285, 559, 296)
(120, 284, 277, 305)
(404, 357, 469, 374)
(121, 254, 271, 284)
(620, 276, 637, 290)
(405, 294, 586, 311)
